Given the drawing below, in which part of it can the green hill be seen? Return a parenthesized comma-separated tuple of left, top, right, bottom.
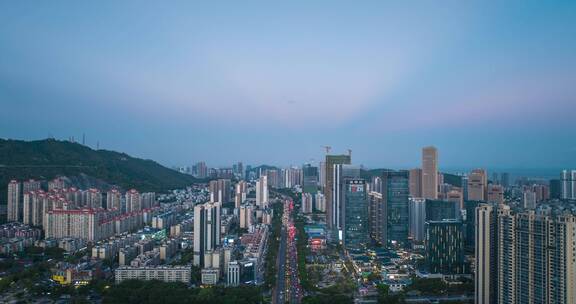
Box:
(0, 138, 200, 204)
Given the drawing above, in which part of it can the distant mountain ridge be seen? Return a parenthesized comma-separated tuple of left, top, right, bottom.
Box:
(0, 138, 200, 204)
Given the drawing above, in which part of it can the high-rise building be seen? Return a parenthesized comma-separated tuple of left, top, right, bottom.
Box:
(315, 192, 326, 212)
(85, 188, 102, 209)
(302, 193, 313, 214)
(23, 179, 41, 193)
(48, 177, 68, 191)
(425, 219, 465, 275)
(550, 179, 562, 199)
(283, 167, 302, 189)
(422, 146, 438, 199)
(500, 172, 510, 188)
(560, 169, 576, 200)
(369, 191, 385, 244)
(425, 199, 459, 222)
(234, 181, 248, 209)
(324, 154, 351, 231)
(44, 208, 113, 242)
(255, 176, 268, 208)
(446, 189, 463, 211)
(302, 164, 319, 194)
(193, 202, 221, 267)
(468, 169, 487, 201)
(523, 190, 536, 209)
(463, 200, 481, 252)
(233, 162, 244, 178)
(239, 204, 254, 229)
(264, 169, 280, 189)
(209, 179, 231, 203)
(475, 204, 498, 304)
(141, 192, 156, 209)
(331, 164, 360, 234)
(475, 205, 576, 304)
(486, 184, 504, 204)
(462, 175, 469, 201)
(370, 176, 383, 194)
(382, 170, 410, 246)
(7, 180, 21, 222)
(319, 162, 326, 190)
(106, 189, 122, 211)
(409, 198, 426, 242)
(8, 179, 42, 223)
(23, 190, 48, 226)
(342, 178, 368, 249)
(125, 189, 141, 212)
(409, 168, 423, 198)
(194, 162, 208, 178)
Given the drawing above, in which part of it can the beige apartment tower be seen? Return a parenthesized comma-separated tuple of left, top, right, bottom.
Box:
(409, 168, 423, 198)
(421, 146, 438, 199)
(468, 169, 487, 201)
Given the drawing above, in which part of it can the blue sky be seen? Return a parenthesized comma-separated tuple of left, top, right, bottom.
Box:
(1, 1, 575, 169)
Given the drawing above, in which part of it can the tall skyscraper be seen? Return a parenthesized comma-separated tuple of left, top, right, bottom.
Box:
(446, 189, 463, 211)
(409, 168, 423, 198)
(475, 204, 498, 304)
(425, 199, 459, 222)
(194, 162, 208, 178)
(486, 184, 504, 204)
(209, 179, 231, 203)
(193, 202, 221, 267)
(255, 176, 268, 208)
(476, 205, 576, 304)
(331, 164, 360, 234)
(235, 181, 248, 209)
(324, 154, 351, 231)
(302, 164, 319, 194)
(318, 162, 326, 190)
(422, 146, 438, 199)
(468, 169, 487, 201)
(7, 180, 21, 222)
(301, 193, 313, 214)
(369, 191, 385, 244)
(382, 170, 410, 246)
(425, 219, 465, 275)
(233, 162, 244, 178)
(561, 169, 576, 200)
(500, 172, 510, 188)
(522, 190, 536, 209)
(125, 189, 141, 212)
(409, 197, 426, 242)
(315, 192, 326, 212)
(106, 189, 122, 211)
(342, 178, 368, 249)
(463, 200, 481, 252)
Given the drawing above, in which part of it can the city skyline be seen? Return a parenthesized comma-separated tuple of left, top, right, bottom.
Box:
(1, 1, 576, 168)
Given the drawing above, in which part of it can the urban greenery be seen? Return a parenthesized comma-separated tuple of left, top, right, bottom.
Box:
(295, 214, 314, 291)
(0, 138, 202, 201)
(102, 280, 263, 304)
(264, 201, 283, 290)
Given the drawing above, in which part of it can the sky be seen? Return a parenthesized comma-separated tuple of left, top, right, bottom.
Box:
(1, 1, 576, 170)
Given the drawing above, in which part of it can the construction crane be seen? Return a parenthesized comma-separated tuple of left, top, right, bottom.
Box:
(322, 146, 331, 154)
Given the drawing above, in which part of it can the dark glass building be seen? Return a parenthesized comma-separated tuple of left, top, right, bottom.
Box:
(302, 164, 319, 194)
(342, 178, 369, 250)
(463, 200, 482, 253)
(426, 219, 466, 275)
(382, 170, 410, 246)
(425, 199, 459, 222)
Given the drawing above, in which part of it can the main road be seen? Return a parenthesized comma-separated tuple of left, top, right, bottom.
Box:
(273, 199, 302, 304)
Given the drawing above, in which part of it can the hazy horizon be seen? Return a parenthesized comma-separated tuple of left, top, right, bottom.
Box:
(2, 1, 575, 169)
